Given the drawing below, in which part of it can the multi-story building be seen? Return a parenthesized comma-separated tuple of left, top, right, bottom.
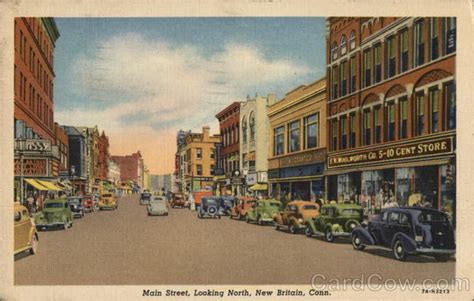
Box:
(240, 94, 275, 196)
(268, 78, 327, 201)
(325, 17, 456, 221)
(150, 174, 173, 192)
(111, 151, 145, 191)
(215, 102, 241, 195)
(62, 126, 88, 195)
(54, 122, 69, 178)
(174, 129, 190, 193)
(97, 131, 109, 181)
(107, 159, 121, 186)
(76, 126, 100, 193)
(14, 17, 61, 201)
(181, 126, 220, 192)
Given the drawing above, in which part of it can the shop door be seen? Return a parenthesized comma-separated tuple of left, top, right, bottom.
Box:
(416, 166, 439, 209)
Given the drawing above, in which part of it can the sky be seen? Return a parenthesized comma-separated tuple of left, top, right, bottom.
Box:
(53, 17, 326, 174)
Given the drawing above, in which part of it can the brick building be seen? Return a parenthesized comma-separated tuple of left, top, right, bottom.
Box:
(111, 151, 144, 191)
(98, 131, 110, 181)
(325, 17, 456, 221)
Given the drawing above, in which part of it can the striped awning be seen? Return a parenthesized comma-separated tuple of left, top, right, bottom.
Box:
(36, 180, 63, 191)
(24, 179, 48, 191)
(249, 184, 268, 191)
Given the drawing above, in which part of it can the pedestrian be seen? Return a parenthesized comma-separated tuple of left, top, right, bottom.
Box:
(26, 193, 34, 214)
(422, 196, 432, 208)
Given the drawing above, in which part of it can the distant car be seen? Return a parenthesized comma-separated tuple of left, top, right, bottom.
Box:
(197, 196, 221, 219)
(82, 195, 95, 213)
(14, 202, 38, 256)
(273, 201, 320, 234)
(140, 192, 152, 205)
(305, 203, 363, 242)
(170, 192, 187, 208)
(34, 198, 73, 230)
(246, 199, 281, 225)
(229, 197, 257, 220)
(219, 196, 235, 216)
(147, 196, 169, 216)
(67, 197, 85, 218)
(98, 192, 118, 210)
(351, 207, 456, 261)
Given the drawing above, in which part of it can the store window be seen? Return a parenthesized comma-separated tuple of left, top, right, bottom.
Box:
(444, 17, 456, 54)
(340, 35, 347, 55)
(445, 82, 456, 130)
(430, 17, 439, 60)
(311, 180, 324, 202)
(363, 49, 371, 87)
(337, 172, 360, 203)
(349, 30, 356, 50)
(429, 87, 439, 133)
(374, 106, 381, 144)
(288, 120, 300, 153)
(363, 109, 371, 145)
(415, 92, 425, 136)
(414, 20, 425, 67)
(374, 43, 382, 83)
(273, 126, 284, 156)
(400, 29, 409, 73)
(361, 170, 394, 214)
(331, 66, 338, 100)
(331, 119, 338, 151)
(304, 114, 318, 149)
(249, 112, 255, 141)
(349, 113, 356, 148)
(210, 148, 215, 159)
(399, 97, 408, 139)
(386, 36, 396, 78)
(440, 164, 455, 221)
(396, 168, 415, 206)
(340, 61, 347, 96)
(386, 102, 396, 141)
(340, 116, 347, 149)
(349, 57, 356, 93)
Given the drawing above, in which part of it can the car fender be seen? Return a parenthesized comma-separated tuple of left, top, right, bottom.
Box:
(344, 219, 360, 231)
(391, 232, 417, 253)
(29, 227, 38, 242)
(351, 227, 375, 245)
(273, 214, 283, 224)
(305, 219, 317, 233)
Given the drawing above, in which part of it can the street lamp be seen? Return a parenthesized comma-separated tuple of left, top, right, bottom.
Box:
(71, 165, 76, 196)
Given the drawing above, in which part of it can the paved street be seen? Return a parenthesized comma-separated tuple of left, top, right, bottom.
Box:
(15, 195, 455, 285)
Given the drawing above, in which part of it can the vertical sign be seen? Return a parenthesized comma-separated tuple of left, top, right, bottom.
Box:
(214, 142, 224, 175)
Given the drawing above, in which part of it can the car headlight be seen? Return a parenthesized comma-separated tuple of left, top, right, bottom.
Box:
(415, 235, 423, 242)
(298, 218, 304, 224)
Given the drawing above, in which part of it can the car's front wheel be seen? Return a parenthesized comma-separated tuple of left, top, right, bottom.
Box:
(304, 226, 312, 237)
(257, 216, 263, 226)
(351, 233, 365, 250)
(325, 227, 334, 242)
(30, 234, 38, 255)
(274, 222, 280, 231)
(393, 239, 407, 261)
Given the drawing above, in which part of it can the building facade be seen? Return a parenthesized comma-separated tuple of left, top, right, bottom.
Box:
(107, 159, 121, 186)
(181, 126, 220, 192)
(325, 17, 456, 221)
(175, 129, 190, 192)
(110, 151, 145, 191)
(97, 131, 110, 181)
(62, 126, 87, 195)
(268, 78, 327, 201)
(54, 122, 69, 178)
(76, 126, 100, 193)
(215, 102, 241, 195)
(14, 17, 61, 201)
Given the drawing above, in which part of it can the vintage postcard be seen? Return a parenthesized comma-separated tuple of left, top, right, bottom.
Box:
(1, 0, 473, 300)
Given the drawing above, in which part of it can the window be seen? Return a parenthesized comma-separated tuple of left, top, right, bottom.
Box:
(444, 17, 456, 54)
(445, 82, 456, 130)
(210, 148, 215, 159)
(430, 18, 439, 60)
(363, 49, 371, 87)
(14, 65, 17, 95)
(400, 29, 409, 73)
(389, 212, 400, 223)
(331, 119, 337, 151)
(210, 164, 215, 175)
(304, 114, 318, 149)
(19, 30, 24, 57)
(415, 92, 425, 136)
(196, 148, 202, 159)
(386, 36, 396, 78)
(331, 66, 338, 99)
(19, 72, 23, 100)
(374, 44, 382, 82)
(288, 120, 300, 153)
(196, 164, 203, 176)
(349, 31, 356, 50)
(340, 116, 347, 149)
(249, 112, 255, 141)
(340, 61, 347, 96)
(349, 113, 356, 148)
(242, 117, 247, 143)
(374, 106, 382, 143)
(273, 126, 284, 156)
(386, 102, 396, 141)
(414, 20, 425, 67)
(429, 87, 439, 133)
(340, 35, 347, 55)
(349, 57, 356, 93)
(363, 109, 371, 145)
(399, 97, 408, 139)
(331, 42, 338, 61)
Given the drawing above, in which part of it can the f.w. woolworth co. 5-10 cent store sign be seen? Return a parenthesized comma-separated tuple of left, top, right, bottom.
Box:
(327, 136, 453, 168)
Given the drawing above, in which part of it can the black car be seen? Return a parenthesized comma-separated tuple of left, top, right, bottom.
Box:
(67, 197, 85, 218)
(218, 196, 235, 216)
(139, 192, 151, 205)
(197, 197, 221, 219)
(351, 207, 455, 261)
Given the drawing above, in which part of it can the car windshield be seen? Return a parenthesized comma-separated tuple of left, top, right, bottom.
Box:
(204, 198, 217, 205)
(418, 211, 448, 224)
(341, 209, 361, 216)
(68, 198, 80, 203)
(303, 205, 318, 210)
(44, 202, 64, 208)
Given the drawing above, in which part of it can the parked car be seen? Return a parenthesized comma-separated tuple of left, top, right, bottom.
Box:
(82, 195, 95, 213)
(14, 202, 38, 256)
(197, 196, 222, 219)
(34, 198, 73, 230)
(139, 191, 152, 205)
(351, 207, 456, 261)
(229, 197, 257, 220)
(170, 192, 187, 208)
(305, 203, 363, 242)
(273, 201, 320, 234)
(67, 197, 85, 218)
(246, 199, 281, 225)
(98, 192, 118, 210)
(219, 196, 235, 216)
(147, 196, 169, 216)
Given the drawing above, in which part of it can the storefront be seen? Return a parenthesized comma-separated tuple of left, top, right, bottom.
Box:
(326, 132, 456, 221)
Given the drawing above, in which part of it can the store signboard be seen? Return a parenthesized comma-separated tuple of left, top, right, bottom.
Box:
(246, 173, 257, 185)
(14, 159, 48, 176)
(15, 139, 52, 152)
(280, 148, 326, 168)
(328, 136, 453, 169)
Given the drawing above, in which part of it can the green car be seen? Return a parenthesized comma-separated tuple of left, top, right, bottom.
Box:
(305, 203, 363, 242)
(246, 199, 281, 225)
(34, 198, 73, 230)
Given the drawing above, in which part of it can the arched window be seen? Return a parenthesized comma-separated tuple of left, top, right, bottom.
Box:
(242, 116, 247, 143)
(340, 35, 347, 55)
(249, 112, 256, 141)
(331, 42, 338, 61)
(349, 30, 356, 50)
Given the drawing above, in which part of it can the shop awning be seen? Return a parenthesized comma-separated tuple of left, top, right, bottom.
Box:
(24, 179, 49, 191)
(249, 184, 268, 191)
(37, 180, 63, 191)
